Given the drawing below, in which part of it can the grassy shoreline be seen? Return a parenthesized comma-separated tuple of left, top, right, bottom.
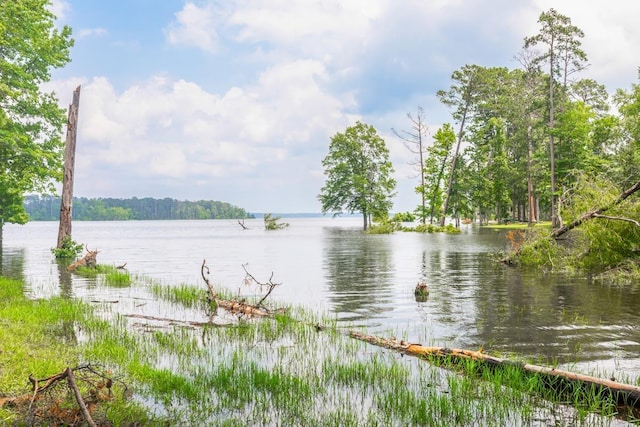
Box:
(1, 274, 637, 425)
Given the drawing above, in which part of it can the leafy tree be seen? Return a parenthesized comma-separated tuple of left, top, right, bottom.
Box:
(612, 69, 640, 183)
(437, 64, 484, 226)
(0, 0, 73, 240)
(524, 8, 588, 227)
(318, 121, 396, 230)
(422, 124, 455, 224)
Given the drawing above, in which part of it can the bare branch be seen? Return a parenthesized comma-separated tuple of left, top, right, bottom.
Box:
(593, 214, 640, 227)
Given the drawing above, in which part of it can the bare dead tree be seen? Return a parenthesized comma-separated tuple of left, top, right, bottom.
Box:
(392, 107, 430, 223)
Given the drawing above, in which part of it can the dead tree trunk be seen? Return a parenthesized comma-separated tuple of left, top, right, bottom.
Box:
(57, 86, 81, 248)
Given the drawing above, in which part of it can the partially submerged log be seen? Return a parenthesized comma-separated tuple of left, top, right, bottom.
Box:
(200, 259, 283, 317)
(349, 331, 640, 413)
(67, 247, 99, 272)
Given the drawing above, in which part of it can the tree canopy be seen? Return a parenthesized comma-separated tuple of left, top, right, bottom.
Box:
(0, 0, 73, 237)
(318, 121, 396, 230)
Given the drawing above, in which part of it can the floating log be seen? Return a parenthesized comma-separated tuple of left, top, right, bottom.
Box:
(349, 331, 640, 413)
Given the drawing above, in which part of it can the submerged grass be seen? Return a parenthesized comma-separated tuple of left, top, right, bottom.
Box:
(2, 272, 637, 425)
(74, 264, 132, 287)
(0, 278, 151, 425)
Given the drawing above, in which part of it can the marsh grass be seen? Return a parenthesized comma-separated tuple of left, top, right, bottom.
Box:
(0, 278, 151, 425)
(73, 264, 132, 287)
(150, 282, 210, 310)
(2, 272, 635, 426)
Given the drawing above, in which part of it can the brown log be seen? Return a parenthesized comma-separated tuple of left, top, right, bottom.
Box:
(123, 313, 229, 327)
(348, 331, 640, 411)
(201, 259, 283, 317)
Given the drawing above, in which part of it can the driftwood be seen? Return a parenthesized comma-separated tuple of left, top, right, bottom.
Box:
(349, 331, 640, 413)
(67, 247, 99, 272)
(201, 259, 283, 317)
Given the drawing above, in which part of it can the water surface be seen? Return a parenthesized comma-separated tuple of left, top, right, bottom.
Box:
(2, 218, 639, 380)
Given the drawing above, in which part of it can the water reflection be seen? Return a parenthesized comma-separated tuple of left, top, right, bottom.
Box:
(323, 228, 394, 324)
(0, 245, 25, 282)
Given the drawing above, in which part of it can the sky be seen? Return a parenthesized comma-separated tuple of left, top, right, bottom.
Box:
(45, 0, 640, 214)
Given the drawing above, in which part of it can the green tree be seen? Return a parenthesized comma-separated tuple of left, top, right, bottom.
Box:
(524, 8, 588, 227)
(319, 121, 396, 230)
(422, 124, 455, 224)
(0, 0, 73, 239)
(437, 64, 484, 226)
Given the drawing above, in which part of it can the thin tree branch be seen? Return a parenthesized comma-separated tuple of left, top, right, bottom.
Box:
(593, 214, 640, 227)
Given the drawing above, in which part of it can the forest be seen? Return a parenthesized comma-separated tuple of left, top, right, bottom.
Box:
(395, 9, 640, 228)
(23, 195, 253, 221)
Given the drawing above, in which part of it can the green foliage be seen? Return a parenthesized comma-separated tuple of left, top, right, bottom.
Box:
(401, 223, 461, 234)
(51, 235, 84, 259)
(367, 220, 398, 234)
(391, 211, 415, 222)
(0, 0, 73, 230)
(264, 213, 289, 230)
(319, 121, 396, 230)
(23, 195, 253, 221)
(104, 269, 131, 287)
(508, 175, 640, 277)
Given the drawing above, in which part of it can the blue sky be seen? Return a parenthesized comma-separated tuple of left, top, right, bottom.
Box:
(47, 0, 640, 213)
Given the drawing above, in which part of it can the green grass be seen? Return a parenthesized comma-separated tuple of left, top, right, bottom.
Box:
(0, 277, 154, 425)
(482, 221, 552, 230)
(1, 272, 635, 426)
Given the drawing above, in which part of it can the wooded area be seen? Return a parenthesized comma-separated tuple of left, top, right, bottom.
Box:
(23, 195, 253, 221)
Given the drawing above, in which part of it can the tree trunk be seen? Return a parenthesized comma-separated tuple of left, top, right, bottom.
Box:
(57, 86, 81, 248)
(348, 331, 640, 412)
(440, 101, 469, 227)
(362, 212, 368, 230)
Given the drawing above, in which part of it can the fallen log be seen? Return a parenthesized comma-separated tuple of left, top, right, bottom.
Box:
(200, 259, 283, 317)
(349, 331, 640, 414)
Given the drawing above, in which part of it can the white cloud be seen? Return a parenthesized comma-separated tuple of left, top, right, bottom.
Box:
(48, 0, 640, 211)
(49, 0, 70, 20)
(164, 2, 223, 53)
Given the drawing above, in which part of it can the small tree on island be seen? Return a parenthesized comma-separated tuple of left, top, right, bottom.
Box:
(264, 213, 289, 230)
(318, 122, 396, 230)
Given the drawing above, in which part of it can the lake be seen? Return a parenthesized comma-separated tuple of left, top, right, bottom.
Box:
(2, 217, 640, 382)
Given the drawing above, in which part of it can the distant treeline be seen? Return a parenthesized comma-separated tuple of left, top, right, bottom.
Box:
(24, 195, 254, 221)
